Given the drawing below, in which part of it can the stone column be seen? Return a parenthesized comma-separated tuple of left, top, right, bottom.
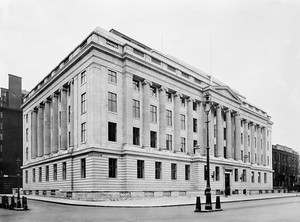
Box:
(262, 127, 267, 166)
(257, 125, 261, 165)
(234, 112, 241, 161)
(51, 93, 59, 153)
(123, 73, 133, 146)
(31, 109, 38, 159)
(250, 122, 255, 164)
(60, 87, 68, 150)
(216, 105, 223, 158)
(37, 104, 44, 157)
(186, 98, 193, 154)
(43, 98, 51, 155)
(198, 102, 205, 155)
(159, 86, 167, 150)
(243, 119, 248, 163)
(174, 92, 181, 152)
(69, 79, 74, 147)
(142, 80, 152, 148)
(225, 109, 232, 159)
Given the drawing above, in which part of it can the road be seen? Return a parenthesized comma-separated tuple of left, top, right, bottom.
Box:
(1, 197, 300, 222)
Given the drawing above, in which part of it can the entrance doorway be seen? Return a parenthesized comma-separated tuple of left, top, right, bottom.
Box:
(225, 173, 231, 196)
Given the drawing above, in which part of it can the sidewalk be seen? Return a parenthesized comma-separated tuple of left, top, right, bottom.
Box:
(23, 192, 300, 208)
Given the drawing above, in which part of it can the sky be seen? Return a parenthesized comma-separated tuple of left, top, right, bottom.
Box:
(0, 0, 299, 153)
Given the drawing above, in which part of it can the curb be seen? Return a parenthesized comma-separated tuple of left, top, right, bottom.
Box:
(26, 194, 300, 208)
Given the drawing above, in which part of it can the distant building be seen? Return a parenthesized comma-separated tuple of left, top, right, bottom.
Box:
(22, 27, 273, 200)
(272, 144, 299, 190)
(0, 74, 25, 194)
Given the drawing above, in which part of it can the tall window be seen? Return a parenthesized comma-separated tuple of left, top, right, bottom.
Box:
(150, 105, 157, 123)
(39, 167, 42, 182)
(62, 162, 66, 180)
(180, 114, 186, 130)
(81, 158, 86, 178)
(108, 122, 117, 142)
(81, 93, 86, 114)
(109, 158, 117, 178)
(264, 173, 267, 183)
(242, 169, 247, 182)
(150, 131, 157, 148)
(68, 105, 71, 123)
(166, 110, 172, 126)
(81, 122, 86, 143)
(25, 170, 28, 183)
(193, 118, 197, 133)
(166, 92, 172, 102)
(53, 164, 57, 181)
(235, 169, 238, 182)
(181, 97, 185, 107)
(133, 100, 140, 118)
(150, 86, 157, 97)
(215, 166, 220, 181)
(155, 162, 162, 179)
(166, 134, 172, 150)
(133, 79, 140, 91)
(26, 128, 28, 142)
(241, 133, 243, 144)
(108, 70, 117, 83)
(59, 111, 62, 127)
(137, 160, 144, 178)
(26, 148, 28, 160)
(81, 71, 86, 84)
(171, 163, 177, 180)
(133, 127, 140, 145)
(108, 92, 117, 112)
(181, 137, 186, 152)
(193, 102, 197, 111)
(251, 171, 254, 183)
(185, 165, 190, 180)
(46, 166, 49, 181)
(258, 172, 261, 183)
(33, 168, 35, 182)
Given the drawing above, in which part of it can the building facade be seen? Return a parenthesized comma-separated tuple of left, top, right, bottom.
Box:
(22, 27, 273, 200)
(0, 74, 23, 194)
(272, 144, 299, 191)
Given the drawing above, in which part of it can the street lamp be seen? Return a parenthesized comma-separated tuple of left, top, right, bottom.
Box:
(204, 92, 212, 211)
(16, 156, 21, 208)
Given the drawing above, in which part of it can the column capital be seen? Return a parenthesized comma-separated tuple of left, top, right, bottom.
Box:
(242, 118, 248, 123)
(68, 78, 74, 85)
(45, 97, 52, 103)
(232, 111, 240, 117)
(142, 79, 152, 86)
(38, 103, 45, 108)
(59, 86, 68, 93)
(50, 92, 59, 99)
(187, 97, 195, 103)
(88, 63, 101, 71)
(174, 92, 182, 98)
(158, 85, 168, 92)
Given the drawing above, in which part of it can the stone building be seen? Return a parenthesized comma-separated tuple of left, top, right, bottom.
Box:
(272, 144, 299, 191)
(0, 74, 24, 194)
(22, 27, 273, 200)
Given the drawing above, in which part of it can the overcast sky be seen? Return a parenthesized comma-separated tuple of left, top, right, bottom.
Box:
(1, 0, 299, 153)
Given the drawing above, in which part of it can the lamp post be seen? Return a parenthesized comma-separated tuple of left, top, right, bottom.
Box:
(16, 156, 21, 208)
(204, 92, 212, 211)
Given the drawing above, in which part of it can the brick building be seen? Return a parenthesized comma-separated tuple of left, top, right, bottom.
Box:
(0, 74, 24, 194)
(22, 27, 273, 200)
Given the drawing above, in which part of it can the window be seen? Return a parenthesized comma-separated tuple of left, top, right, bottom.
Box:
(25, 114, 28, 123)
(181, 97, 185, 107)
(26, 128, 28, 142)
(193, 118, 197, 133)
(106, 39, 118, 49)
(242, 169, 247, 182)
(137, 160, 144, 178)
(267, 156, 269, 166)
(151, 57, 161, 65)
(166, 110, 172, 126)
(150, 131, 157, 148)
(258, 172, 261, 183)
(251, 171, 255, 183)
(194, 78, 202, 85)
(81, 122, 86, 143)
(133, 100, 140, 118)
(59, 111, 62, 127)
(255, 137, 257, 148)
(81, 93, 86, 114)
(68, 105, 71, 123)
(241, 150, 244, 162)
(133, 48, 144, 57)
(166, 92, 172, 102)
(193, 140, 198, 153)
(53, 164, 57, 181)
(108, 70, 117, 83)
(109, 158, 117, 178)
(235, 169, 238, 182)
(62, 162, 66, 180)
(193, 102, 197, 111)
(166, 134, 172, 150)
(180, 115, 185, 130)
(248, 135, 250, 146)
(171, 163, 177, 180)
(133, 79, 140, 91)
(181, 137, 186, 152)
(241, 133, 243, 144)
(32, 168, 35, 182)
(108, 92, 117, 112)
(81, 71, 86, 84)
(182, 72, 189, 79)
(81, 158, 86, 178)
(264, 173, 267, 183)
(46, 166, 49, 181)
(150, 105, 157, 123)
(204, 165, 207, 180)
(108, 122, 117, 142)
(150, 86, 157, 97)
(155, 162, 162, 179)
(26, 148, 28, 160)
(133, 127, 140, 145)
(215, 166, 220, 181)
(39, 167, 42, 182)
(167, 65, 176, 72)
(185, 165, 190, 180)
(25, 170, 28, 183)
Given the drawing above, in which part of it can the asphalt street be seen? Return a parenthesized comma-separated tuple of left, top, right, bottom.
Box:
(1, 196, 300, 222)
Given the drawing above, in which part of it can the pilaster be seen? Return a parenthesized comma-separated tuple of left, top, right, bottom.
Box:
(159, 86, 167, 150)
(142, 79, 152, 148)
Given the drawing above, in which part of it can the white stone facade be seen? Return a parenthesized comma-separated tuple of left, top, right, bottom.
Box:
(22, 27, 273, 200)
